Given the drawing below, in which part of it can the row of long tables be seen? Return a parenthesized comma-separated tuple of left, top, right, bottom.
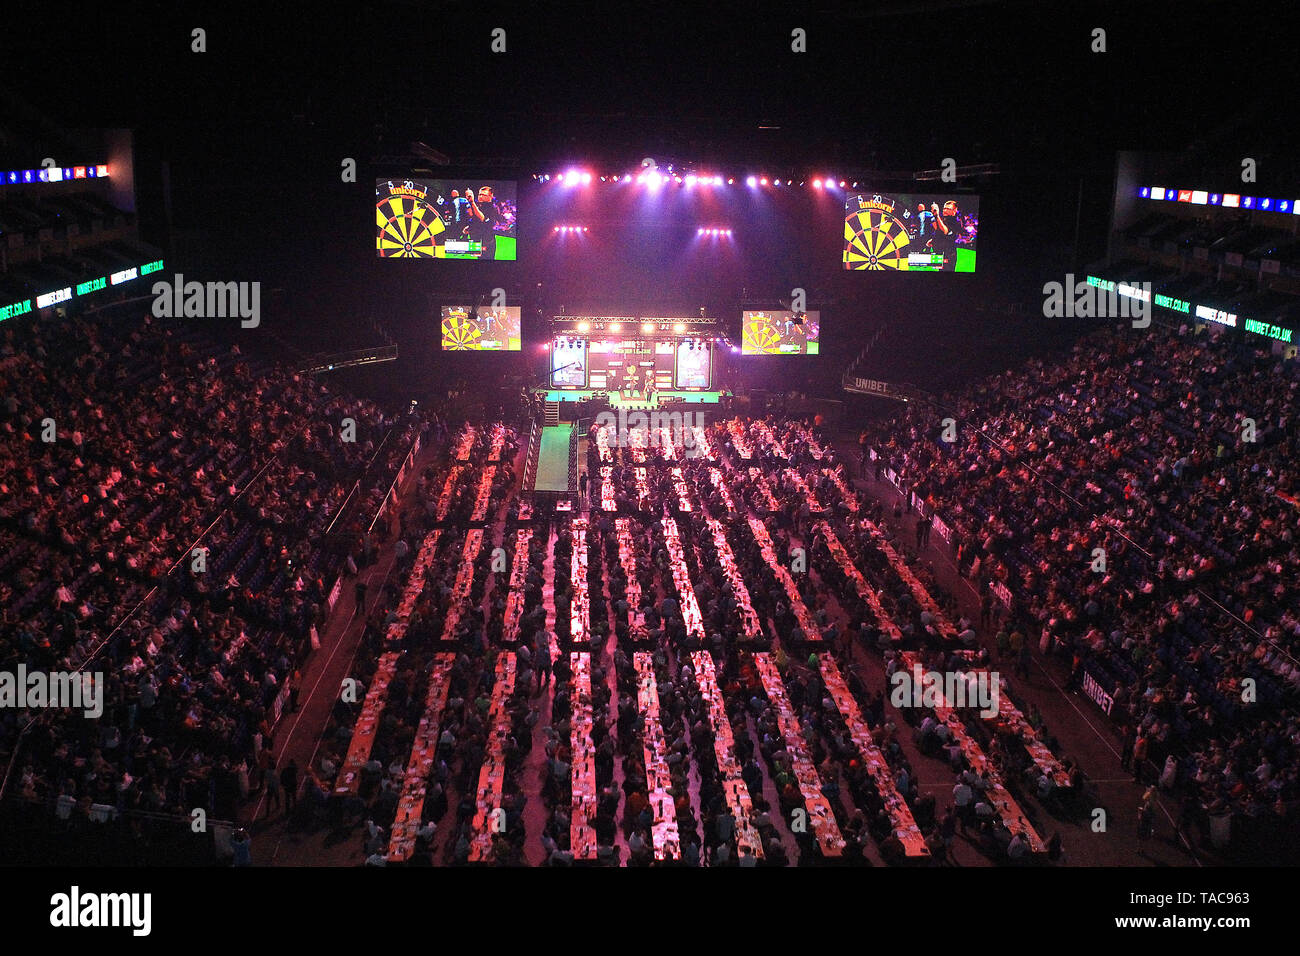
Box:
(633, 652, 682, 860)
(726, 419, 753, 460)
(443, 530, 484, 641)
(691, 652, 763, 859)
(660, 516, 705, 641)
(470, 466, 496, 522)
(747, 468, 782, 511)
(570, 517, 589, 644)
(468, 653, 518, 862)
(387, 654, 456, 861)
(487, 423, 507, 462)
(817, 655, 928, 857)
(614, 518, 642, 633)
(753, 654, 845, 857)
(333, 651, 402, 797)
(599, 465, 616, 511)
(390, 529, 442, 637)
(746, 517, 822, 641)
(898, 650, 1046, 853)
(863, 519, 959, 642)
(813, 520, 902, 641)
(703, 516, 763, 641)
(569, 652, 600, 861)
(822, 467, 859, 512)
(502, 528, 533, 643)
(783, 469, 824, 512)
(669, 467, 693, 511)
(453, 425, 477, 462)
(707, 467, 736, 512)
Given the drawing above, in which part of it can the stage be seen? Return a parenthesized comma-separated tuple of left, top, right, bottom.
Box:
(541, 389, 725, 407)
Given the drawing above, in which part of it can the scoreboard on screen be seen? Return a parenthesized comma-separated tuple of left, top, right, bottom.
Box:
(551, 334, 714, 390)
(376, 179, 517, 260)
(843, 191, 978, 272)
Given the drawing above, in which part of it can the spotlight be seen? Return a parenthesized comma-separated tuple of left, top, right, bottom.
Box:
(839, 180, 846, 187)
(760, 178, 768, 185)
(774, 179, 780, 186)
(727, 178, 734, 185)
(713, 175, 723, 185)
(685, 174, 696, 187)
(746, 176, 757, 187)
(577, 321, 590, 333)
(566, 170, 580, 185)
(582, 172, 592, 184)
(610, 322, 622, 332)
(813, 179, 822, 189)
(674, 323, 686, 333)
(642, 322, 655, 334)
(554, 226, 559, 231)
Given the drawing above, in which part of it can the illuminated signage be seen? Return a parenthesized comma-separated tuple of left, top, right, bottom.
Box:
(1191, 190, 1208, 205)
(76, 276, 107, 296)
(1153, 293, 1190, 313)
(1117, 282, 1150, 302)
(110, 267, 138, 285)
(36, 287, 73, 308)
(1222, 194, 1240, 207)
(0, 163, 106, 188)
(139, 259, 164, 275)
(0, 299, 32, 321)
(1177, 189, 1193, 202)
(1194, 304, 1237, 327)
(1243, 318, 1294, 343)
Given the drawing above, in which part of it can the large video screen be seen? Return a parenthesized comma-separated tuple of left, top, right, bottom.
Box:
(376, 179, 517, 260)
(550, 338, 588, 388)
(440, 306, 521, 351)
(843, 191, 978, 272)
(741, 311, 821, 355)
(587, 339, 673, 396)
(673, 340, 712, 390)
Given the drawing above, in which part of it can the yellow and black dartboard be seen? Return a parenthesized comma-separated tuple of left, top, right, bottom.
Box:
(376, 189, 444, 257)
(741, 313, 784, 354)
(441, 309, 483, 350)
(843, 208, 910, 270)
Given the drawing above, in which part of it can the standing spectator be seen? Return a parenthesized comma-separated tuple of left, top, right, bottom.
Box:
(281, 758, 299, 815)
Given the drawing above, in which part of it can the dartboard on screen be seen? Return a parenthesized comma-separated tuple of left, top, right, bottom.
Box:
(376, 183, 444, 257)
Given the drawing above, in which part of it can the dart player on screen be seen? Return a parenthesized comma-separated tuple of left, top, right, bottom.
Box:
(464, 185, 500, 259)
(930, 200, 961, 268)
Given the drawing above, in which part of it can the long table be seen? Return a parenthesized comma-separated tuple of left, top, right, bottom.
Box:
(747, 517, 821, 642)
(502, 529, 533, 644)
(753, 654, 844, 857)
(633, 652, 681, 861)
(660, 516, 705, 641)
(570, 652, 600, 861)
(669, 467, 692, 511)
(442, 530, 484, 641)
(813, 520, 902, 641)
(707, 467, 736, 512)
(691, 652, 763, 859)
(333, 651, 402, 797)
(387, 654, 456, 861)
(899, 651, 1046, 853)
(469, 654, 518, 862)
(470, 466, 496, 522)
(614, 518, 642, 633)
(817, 655, 928, 857)
(703, 516, 763, 641)
(570, 518, 589, 645)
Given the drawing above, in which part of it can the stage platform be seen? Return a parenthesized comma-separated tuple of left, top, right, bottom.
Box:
(535, 424, 574, 493)
(542, 389, 724, 407)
